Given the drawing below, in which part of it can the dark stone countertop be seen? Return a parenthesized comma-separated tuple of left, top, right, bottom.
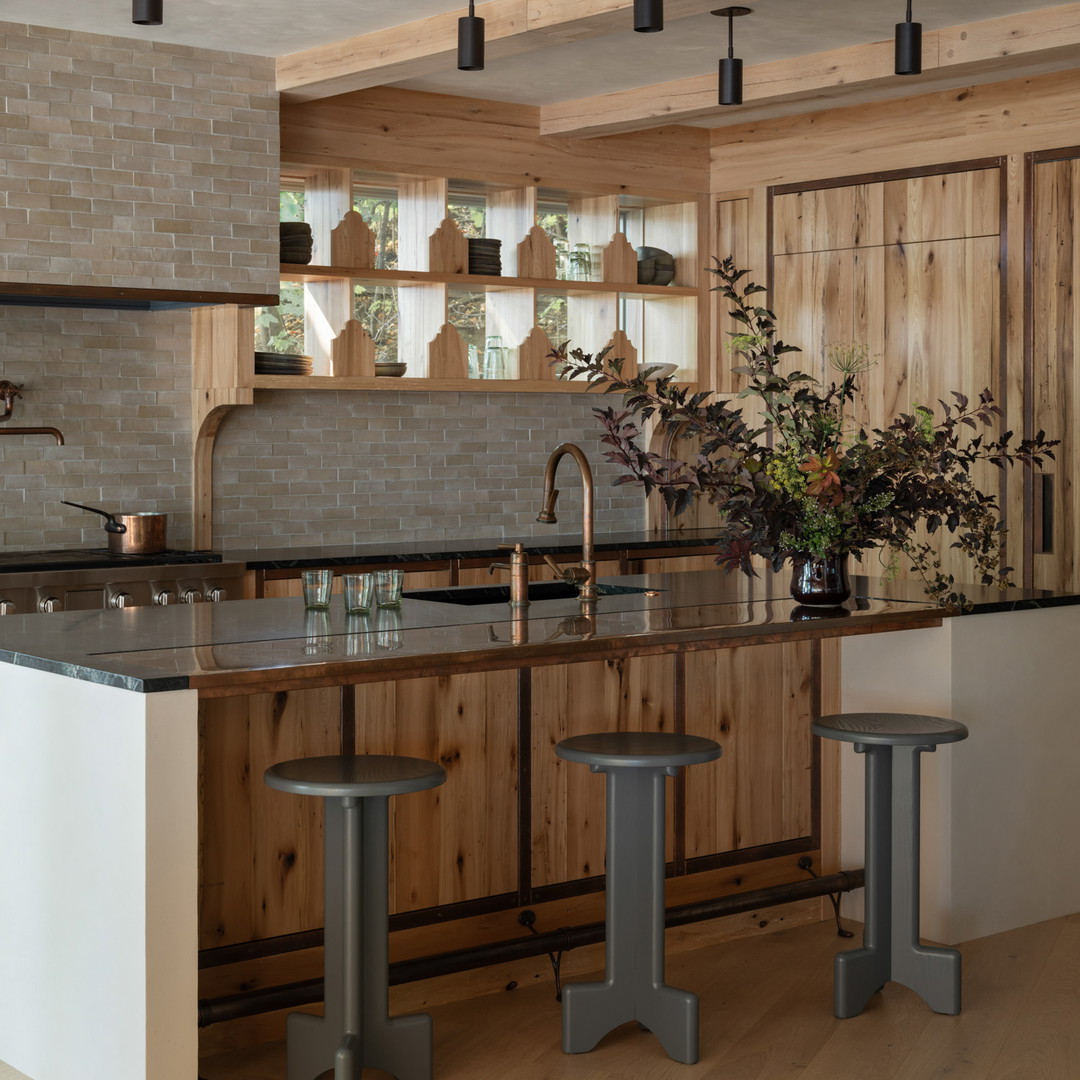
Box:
(227, 528, 724, 569)
(0, 560, 1071, 696)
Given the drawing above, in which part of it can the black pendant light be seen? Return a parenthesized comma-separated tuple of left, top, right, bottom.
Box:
(458, 0, 485, 71)
(895, 0, 922, 76)
(634, 0, 664, 33)
(132, 0, 163, 25)
(713, 7, 751, 106)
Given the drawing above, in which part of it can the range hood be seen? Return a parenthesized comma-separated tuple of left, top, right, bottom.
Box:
(0, 282, 279, 311)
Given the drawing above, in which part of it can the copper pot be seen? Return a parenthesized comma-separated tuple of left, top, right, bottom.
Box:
(61, 500, 169, 555)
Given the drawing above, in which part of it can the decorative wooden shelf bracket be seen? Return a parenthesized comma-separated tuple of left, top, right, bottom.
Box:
(517, 326, 557, 381)
(428, 323, 469, 379)
(429, 218, 469, 274)
(330, 210, 376, 269)
(603, 328, 638, 373)
(603, 232, 638, 285)
(331, 319, 377, 377)
(517, 226, 558, 281)
(191, 305, 256, 549)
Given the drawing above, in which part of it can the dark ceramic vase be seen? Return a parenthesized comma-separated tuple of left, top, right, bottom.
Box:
(789, 552, 851, 607)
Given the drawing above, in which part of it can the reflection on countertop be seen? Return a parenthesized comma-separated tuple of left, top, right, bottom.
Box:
(0, 566, 1071, 695)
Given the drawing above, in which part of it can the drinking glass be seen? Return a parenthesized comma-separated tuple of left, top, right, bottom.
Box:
(375, 569, 404, 609)
(568, 242, 592, 281)
(301, 568, 333, 610)
(483, 335, 506, 379)
(342, 572, 375, 615)
(553, 238, 569, 279)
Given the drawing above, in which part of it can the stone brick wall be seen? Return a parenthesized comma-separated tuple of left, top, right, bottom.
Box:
(211, 389, 646, 550)
(0, 306, 195, 550)
(0, 309, 645, 551)
(0, 21, 278, 294)
(0, 23, 647, 555)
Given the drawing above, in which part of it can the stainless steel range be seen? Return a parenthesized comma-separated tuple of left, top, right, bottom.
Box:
(0, 548, 247, 615)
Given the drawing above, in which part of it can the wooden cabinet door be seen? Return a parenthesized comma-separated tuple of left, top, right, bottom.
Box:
(1032, 157, 1080, 590)
(770, 167, 1003, 589)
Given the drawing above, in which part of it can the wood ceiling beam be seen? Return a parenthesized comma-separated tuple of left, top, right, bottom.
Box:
(539, 3, 1080, 137)
(276, 0, 721, 103)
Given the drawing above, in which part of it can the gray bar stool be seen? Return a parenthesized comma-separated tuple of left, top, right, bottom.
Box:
(264, 754, 446, 1080)
(555, 731, 722, 1064)
(811, 712, 968, 1019)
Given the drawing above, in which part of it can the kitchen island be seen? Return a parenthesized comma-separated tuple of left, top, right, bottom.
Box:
(2, 568, 1079, 1080)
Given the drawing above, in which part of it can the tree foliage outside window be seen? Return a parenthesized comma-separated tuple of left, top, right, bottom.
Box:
(353, 187, 400, 362)
(257, 182, 580, 367)
(254, 187, 307, 354)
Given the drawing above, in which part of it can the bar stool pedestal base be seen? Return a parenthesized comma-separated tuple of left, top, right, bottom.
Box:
(556, 732, 720, 1064)
(833, 741, 962, 1019)
(810, 714, 968, 1022)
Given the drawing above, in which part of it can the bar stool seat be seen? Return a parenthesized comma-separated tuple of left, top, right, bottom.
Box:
(555, 731, 721, 1065)
(812, 712, 968, 1020)
(265, 754, 446, 1080)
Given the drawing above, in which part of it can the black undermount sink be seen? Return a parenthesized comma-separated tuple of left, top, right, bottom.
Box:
(402, 582, 659, 606)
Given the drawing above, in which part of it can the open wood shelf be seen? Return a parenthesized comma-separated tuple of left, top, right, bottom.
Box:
(279, 262, 699, 298)
(250, 374, 606, 392)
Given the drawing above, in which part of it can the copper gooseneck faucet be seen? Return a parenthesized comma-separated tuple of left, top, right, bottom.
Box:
(537, 442, 597, 605)
(0, 380, 65, 445)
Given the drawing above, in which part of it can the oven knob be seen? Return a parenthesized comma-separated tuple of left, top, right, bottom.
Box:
(109, 592, 134, 610)
(0, 600, 14, 616)
(179, 587, 204, 604)
(153, 588, 176, 606)
(39, 596, 63, 614)
(206, 586, 227, 603)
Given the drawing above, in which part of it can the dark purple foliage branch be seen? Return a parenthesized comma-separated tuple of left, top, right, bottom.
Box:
(552, 256, 1058, 609)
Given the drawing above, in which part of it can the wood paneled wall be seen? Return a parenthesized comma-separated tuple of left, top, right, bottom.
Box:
(709, 66, 1080, 192)
(707, 63, 1080, 589)
(281, 87, 709, 201)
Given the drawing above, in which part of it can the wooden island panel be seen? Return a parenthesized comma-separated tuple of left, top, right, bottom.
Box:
(199, 687, 340, 949)
(350, 670, 519, 912)
(196, 638, 825, 971)
(683, 641, 814, 860)
(530, 654, 676, 888)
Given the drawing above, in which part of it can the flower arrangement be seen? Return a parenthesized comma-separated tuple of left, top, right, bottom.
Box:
(556, 257, 1058, 607)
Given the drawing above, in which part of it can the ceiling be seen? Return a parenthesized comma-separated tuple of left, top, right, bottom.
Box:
(2, 0, 1069, 131)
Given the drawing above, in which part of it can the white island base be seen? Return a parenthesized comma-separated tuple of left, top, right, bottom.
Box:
(0, 669, 197, 1080)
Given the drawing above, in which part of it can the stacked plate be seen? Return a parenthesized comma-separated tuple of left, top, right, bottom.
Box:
(254, 351, 313, 376)
(468, 237, 502, 276)
(280, 222, 313, 265)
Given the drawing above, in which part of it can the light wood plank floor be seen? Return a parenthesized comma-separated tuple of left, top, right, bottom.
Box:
(201, 914, 1080, 1080)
